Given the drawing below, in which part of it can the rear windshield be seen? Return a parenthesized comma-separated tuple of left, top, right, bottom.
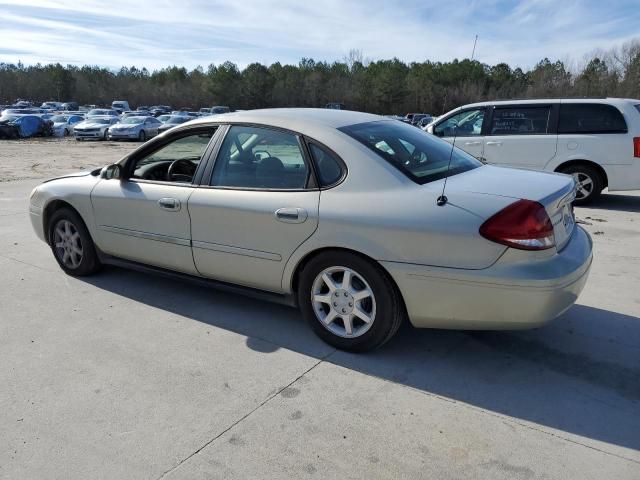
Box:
(558, 103, 628, 134)
(339, 120, 481, 184)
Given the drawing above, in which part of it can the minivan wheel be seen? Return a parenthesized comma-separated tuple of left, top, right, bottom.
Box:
(48, 208, 101, 276)
(559, 164, 603, 205)
(298, 252, 404, 352)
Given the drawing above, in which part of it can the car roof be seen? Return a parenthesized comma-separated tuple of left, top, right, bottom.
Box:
(184, 108, 383, 131)
(459, 97, 640, 109)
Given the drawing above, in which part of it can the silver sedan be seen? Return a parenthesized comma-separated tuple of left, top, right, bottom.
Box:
(108, 115, 161, 141)
(28, 109, 592, 352)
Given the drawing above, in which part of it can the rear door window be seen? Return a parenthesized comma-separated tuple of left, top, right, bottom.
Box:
(490, 106, 551, 135)
(558, 103, 628, 134)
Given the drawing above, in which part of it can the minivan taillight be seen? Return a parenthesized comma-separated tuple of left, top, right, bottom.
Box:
(480, 199, 555, 250)
(634, 137, 640, 158)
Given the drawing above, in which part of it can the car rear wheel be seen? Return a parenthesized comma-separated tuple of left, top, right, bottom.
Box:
(139, 130, 146, 142)
(298, 251, 404, 352)
(559, 164, 603, 205)
(48, 208, 101, 276)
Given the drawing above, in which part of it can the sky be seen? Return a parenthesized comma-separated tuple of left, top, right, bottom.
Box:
(0, 0, 639, 71)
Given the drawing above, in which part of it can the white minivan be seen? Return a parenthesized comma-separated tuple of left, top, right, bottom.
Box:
(426, 98, 640, 203)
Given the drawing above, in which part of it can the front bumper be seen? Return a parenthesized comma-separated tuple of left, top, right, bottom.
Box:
(382, 226, 593, 330)
(108, 130, 139, 139)
(75, 130, 104, 139)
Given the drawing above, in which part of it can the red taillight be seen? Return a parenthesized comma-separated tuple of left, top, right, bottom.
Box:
(480, 199, 555, 251)
(634, 137, 640, 158)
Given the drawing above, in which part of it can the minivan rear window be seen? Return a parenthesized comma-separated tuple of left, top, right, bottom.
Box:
(558, 103, 627, 134)
(340, 120, 481, 184)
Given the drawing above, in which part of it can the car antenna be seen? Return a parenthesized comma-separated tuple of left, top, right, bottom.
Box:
(436, 124, 458, 206)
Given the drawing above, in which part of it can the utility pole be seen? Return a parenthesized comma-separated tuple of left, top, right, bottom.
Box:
(471, 35, 478, 60)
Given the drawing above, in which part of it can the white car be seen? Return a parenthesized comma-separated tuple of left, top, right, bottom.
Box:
(74, 116, 119, 141)
(50, 114, 85, 137)
(108, 116, 161, 141)
(426, 98, 640, 203)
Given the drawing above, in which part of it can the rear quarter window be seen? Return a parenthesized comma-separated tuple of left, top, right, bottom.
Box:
(558, 103, 628, 134)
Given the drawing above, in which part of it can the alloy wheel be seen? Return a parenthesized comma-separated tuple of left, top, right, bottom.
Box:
(572, 172, 594, 200)
(311, 266, 376, 338)
(53, 219, 83, 269)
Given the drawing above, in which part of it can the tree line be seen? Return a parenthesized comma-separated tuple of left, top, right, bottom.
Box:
(1, 39, 639, 115)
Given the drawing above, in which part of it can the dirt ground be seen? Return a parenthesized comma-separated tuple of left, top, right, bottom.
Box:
(0, 137, 139, 182)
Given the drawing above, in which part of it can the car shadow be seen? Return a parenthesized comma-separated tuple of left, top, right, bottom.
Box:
(584, 192, 640, 213)
(82, 266, 640, 454)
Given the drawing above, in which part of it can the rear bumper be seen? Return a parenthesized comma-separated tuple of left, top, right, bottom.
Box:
(603, 162, 640, 191)
(382, 226, 593, 330)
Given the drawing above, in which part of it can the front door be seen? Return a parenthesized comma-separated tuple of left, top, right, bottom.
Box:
(482, 105, 558, 170)
(433, 108, 485, 160)
(189, 125, 320, 292)
(91, 129, 217, 274)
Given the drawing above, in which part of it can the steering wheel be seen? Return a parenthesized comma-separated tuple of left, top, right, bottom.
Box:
(167, 159, 195, 182)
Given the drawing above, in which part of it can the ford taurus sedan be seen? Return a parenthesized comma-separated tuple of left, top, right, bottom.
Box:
(29, 109, 592, 352)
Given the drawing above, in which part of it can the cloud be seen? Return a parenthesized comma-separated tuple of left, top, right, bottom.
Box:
(0, 0, 638, 70)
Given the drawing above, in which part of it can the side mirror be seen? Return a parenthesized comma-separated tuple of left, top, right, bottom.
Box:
(100, 164, 122, 180)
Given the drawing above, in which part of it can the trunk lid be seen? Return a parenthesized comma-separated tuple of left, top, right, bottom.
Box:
(444, 165, 577, 251)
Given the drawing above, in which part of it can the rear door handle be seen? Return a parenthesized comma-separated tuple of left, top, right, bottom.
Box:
(158, 197, 181, 211)
(486, 141, 503, 146)
(275, 207, 308, 224)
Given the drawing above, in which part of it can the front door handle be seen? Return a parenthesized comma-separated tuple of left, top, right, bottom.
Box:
(275, 207, 308, 224)
(158, 197, 181, 211)
(486, 141, 503, 146)
(464, 141, 482, 146)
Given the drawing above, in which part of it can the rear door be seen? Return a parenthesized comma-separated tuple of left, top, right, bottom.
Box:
(482, 104, 558, 170)
(432, 108, 486, 160)
(188, 125, 320, 293)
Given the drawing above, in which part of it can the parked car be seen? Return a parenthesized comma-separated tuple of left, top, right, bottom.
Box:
(40, 101, 65, 111)
(326, 103, 345, 110)
(111, 100, 131, 114)
(210, 106, 230, 114)
(157, 115, 191, 133)
(61, 102, 79, 111)
(73, 116, 119, 141)
(156, 114, 172, 123)
(1, 108, 44, 116)
(416, 115, 434, 128)
(199, 107, 212, 115)
(29, 109, 592, 352)
(50, 114, 85, 137)
(86, 108, 119, 118)
(427, 98, 640, 204)
(0, 114, 53, 138)
(108, 116, 161, 141)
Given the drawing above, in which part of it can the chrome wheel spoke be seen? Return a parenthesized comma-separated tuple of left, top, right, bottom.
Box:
(353, 306, 373, 324)
(55, 241, 64, 248)
(341, 270, 352, 289)
(352, 289, 371, 301)
(313, 293, 332, 305)
(342, 315, 354, 336)
(322, 273, 338, 292)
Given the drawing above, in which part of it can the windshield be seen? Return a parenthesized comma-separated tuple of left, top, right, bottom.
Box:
(84, 118, 111, 125)
(120, 117, 144, 124)
(339, 120, 482, 184)
(51, 115, 68, 122)
(157, 115, 170, 122)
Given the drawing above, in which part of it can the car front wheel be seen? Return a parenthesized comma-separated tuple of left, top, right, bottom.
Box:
(48, 208, 101, 276)
(298, 251, 405, 352)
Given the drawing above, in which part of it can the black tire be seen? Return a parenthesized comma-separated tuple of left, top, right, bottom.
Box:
(63, 129, 69, 137)
(75, 137, 82, 141)
(138, 130, 146, 142)
(297, 251, 405, 352)
(559, 164, 604, 205)
(48, 207, 102, 276)
(103, 129, 109, 141)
